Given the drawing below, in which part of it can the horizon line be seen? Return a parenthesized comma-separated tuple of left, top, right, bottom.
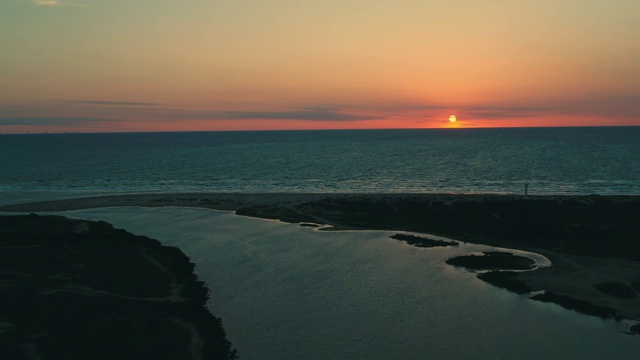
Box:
(2, 124, 639, 135)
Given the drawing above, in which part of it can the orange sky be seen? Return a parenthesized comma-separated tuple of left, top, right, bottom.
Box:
(1, 0, 639, 133)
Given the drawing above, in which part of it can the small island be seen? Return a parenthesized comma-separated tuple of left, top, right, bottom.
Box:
(445, 251, 536, 271)
(390, 233, 458, 248)
(530, 292, 622, 320)
(0, 214, 237, 360)
(299, 223, 321, 228)
(476, 271, 533, 294)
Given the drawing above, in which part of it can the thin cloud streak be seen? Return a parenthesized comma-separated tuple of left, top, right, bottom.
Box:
(177, 108, 377, 122)
(29, 0, 85, 7)
(0, 116, 110, 126)
(30, 0, 59, 5)
(1, 94, 638, 132)
(73, 100, 160, 107)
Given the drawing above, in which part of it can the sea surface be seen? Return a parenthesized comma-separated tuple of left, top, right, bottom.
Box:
(1, 127, 639, 205)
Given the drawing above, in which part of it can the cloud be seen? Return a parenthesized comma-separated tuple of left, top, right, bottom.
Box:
(179, 107, 377, 122)
(73, 100, 160, 107)
(29, 0, 85, 7)
(349, 101, 557, 120)
(31, 0, 61, 5)
(224, 110, 373, 121)
(0, 116, 108, 126)
(461, 105, 557, 119)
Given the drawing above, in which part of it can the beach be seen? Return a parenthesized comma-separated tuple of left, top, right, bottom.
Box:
(2, 193, 639, 326)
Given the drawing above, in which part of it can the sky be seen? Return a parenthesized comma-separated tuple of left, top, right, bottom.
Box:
(1, 0, 639, 133)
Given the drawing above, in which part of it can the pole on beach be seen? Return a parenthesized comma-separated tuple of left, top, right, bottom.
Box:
(524, 183, 529, 199)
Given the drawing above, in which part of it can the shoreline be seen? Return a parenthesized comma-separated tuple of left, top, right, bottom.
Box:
(2, 193, 640, 329)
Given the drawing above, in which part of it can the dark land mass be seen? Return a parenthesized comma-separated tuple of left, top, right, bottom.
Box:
(2, 193, 640, 333)
(593, 282, 638, 299)
(445, 251, 536, 271)
(0, 214, 237, 360)
(299, 223, 320, 228)
(390, 233, 458, 248)
(476, 271, 533, 294)
(530, 292, 622, 320)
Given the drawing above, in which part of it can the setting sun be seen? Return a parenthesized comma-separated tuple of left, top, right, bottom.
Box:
(449, 115, 457, 123)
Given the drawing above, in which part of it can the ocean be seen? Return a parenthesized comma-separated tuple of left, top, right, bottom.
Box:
(1, 127, 639, 205)
(2, 127, 640, 359)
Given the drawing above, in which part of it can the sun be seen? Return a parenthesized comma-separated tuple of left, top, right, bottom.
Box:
(449, 115, 457, 123)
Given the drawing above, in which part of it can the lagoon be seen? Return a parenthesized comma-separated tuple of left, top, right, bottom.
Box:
(56, 206, 639, 360)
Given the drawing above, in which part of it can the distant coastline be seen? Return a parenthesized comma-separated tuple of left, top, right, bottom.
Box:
(2, 192, 640, 334)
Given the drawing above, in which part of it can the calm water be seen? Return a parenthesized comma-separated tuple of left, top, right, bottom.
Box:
(1, 127, 639, 205)
(51, 207, 639, 360)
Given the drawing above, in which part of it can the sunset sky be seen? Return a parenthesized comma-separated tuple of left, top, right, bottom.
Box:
(1, 0, 639, 133)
